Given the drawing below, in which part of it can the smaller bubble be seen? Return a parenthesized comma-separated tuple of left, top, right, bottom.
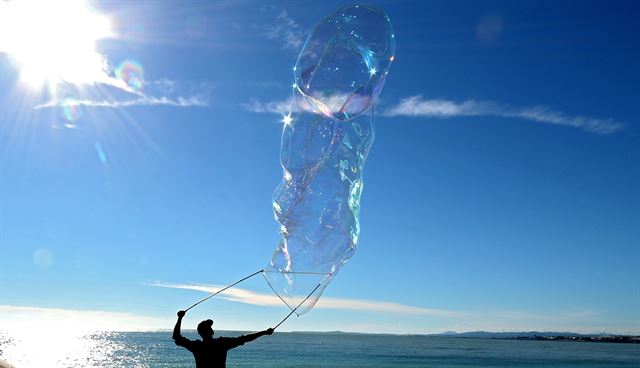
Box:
(116, 60, 144, 91)
(477, 13, 503, 43)
(33, 248, 54, 270)
(186, 14, 208, 38)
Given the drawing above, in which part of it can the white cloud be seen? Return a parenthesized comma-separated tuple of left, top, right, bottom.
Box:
(35, 94, 209, 109)
(384, 96, 623, 134)
(31, 75, 211, 110)
(243, 97, 295, 114)
(265, 9, 306, 50)
(385, 97, 490, 117)
(317, 296, 464, 317)
(149, 282, 466, 318)
(243, 93, 364, 118)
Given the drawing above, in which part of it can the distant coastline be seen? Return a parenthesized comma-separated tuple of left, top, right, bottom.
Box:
(432, 331, 640, 344)
(282, 330, 640, 344)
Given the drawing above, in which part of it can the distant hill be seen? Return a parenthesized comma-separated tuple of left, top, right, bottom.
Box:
(431, 331, 639, 341)
(432, 331, 617, 338)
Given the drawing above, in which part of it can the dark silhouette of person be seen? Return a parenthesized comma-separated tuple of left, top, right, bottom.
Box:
(173, 310, 273, 368)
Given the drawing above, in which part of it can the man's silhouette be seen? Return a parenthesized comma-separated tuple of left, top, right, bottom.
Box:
(173, 310, 274, 368)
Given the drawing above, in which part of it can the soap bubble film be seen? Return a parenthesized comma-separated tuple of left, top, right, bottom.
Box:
(264, 5, 395, 314)
(294, 5, 395, 122)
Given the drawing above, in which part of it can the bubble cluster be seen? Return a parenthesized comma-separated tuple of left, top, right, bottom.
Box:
(115, 60, 144, 91)
(264, 5, 395, 314)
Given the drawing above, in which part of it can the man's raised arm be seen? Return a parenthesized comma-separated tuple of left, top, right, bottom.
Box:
(173, 310, 186, 341)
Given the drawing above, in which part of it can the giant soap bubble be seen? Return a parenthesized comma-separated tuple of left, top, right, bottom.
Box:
(263, 5, 395, 315)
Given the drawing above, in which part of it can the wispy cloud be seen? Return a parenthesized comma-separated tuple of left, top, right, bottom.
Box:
(265, 9, 306, 50)
(243, 94, 356, 117)
(35, 94, 209, 110)
(242, 96, 319, 117)
(243, 97, 295, 115)
(32, 76, 211, 111)
(243, 95, 622, 135)
(150, 282, 465, 318)
(383, 96, 623, 134)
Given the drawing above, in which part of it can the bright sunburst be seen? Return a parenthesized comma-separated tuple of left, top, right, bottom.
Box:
(0, 0, 113, 91)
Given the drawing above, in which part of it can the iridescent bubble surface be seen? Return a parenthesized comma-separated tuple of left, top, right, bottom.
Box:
(115, 60, 144, 91)
(294, 4, 395, 121)
(264, 5, 394, 314)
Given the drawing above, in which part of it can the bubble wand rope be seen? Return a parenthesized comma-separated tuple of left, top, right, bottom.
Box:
(184, 269, 264, 312)
(273, 273, 333, 330)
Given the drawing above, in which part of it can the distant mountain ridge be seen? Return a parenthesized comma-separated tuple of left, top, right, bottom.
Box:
(431, 331, 640, 344)
(434, 331, 618, 338)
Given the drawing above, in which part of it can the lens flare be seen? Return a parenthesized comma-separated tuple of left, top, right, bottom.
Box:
(115, 60, 144, 92)
(95, 142, 107, 164)
(62, 98, 81, 122)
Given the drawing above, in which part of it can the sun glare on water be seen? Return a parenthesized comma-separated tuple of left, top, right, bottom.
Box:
(0, 306, 163, 367)
(1, 323, 119, 367)
(0, 0, 113, 91)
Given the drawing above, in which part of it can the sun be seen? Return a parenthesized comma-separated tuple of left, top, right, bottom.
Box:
(0, 0, 113, 91)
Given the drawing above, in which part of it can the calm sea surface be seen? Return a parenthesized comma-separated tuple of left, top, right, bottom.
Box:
(1, 331, 638, 367)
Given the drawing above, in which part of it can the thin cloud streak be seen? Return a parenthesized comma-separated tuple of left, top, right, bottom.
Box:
(34, 95, 209, 109)
(150, 282, 465, 317)
(265, 9, 306, 50)
(384, 96, 623, 134)
(243, 97, 295, 115)
(33, 77, 210, 110)
(243, 94, 356, 116)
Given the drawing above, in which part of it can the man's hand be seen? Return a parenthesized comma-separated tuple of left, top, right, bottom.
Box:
(266, 328, 274, 335)
(177, 310, 186, 318)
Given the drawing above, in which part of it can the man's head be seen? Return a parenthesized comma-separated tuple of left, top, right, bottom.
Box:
(197, 319, 214, 339)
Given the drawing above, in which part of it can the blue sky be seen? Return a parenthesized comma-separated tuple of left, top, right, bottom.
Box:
(1, 0, 638, 335)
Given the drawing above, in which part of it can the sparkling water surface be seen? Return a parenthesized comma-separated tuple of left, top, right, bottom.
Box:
(1, 331, 638, 367)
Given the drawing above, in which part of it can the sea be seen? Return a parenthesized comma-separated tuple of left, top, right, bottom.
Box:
(1, 331, 638, 368)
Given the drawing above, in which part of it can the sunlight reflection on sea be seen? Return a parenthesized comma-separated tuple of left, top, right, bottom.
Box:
(0, 330, 149, 368)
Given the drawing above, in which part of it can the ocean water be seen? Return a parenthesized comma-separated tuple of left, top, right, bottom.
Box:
(1, 331, 638, 367)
